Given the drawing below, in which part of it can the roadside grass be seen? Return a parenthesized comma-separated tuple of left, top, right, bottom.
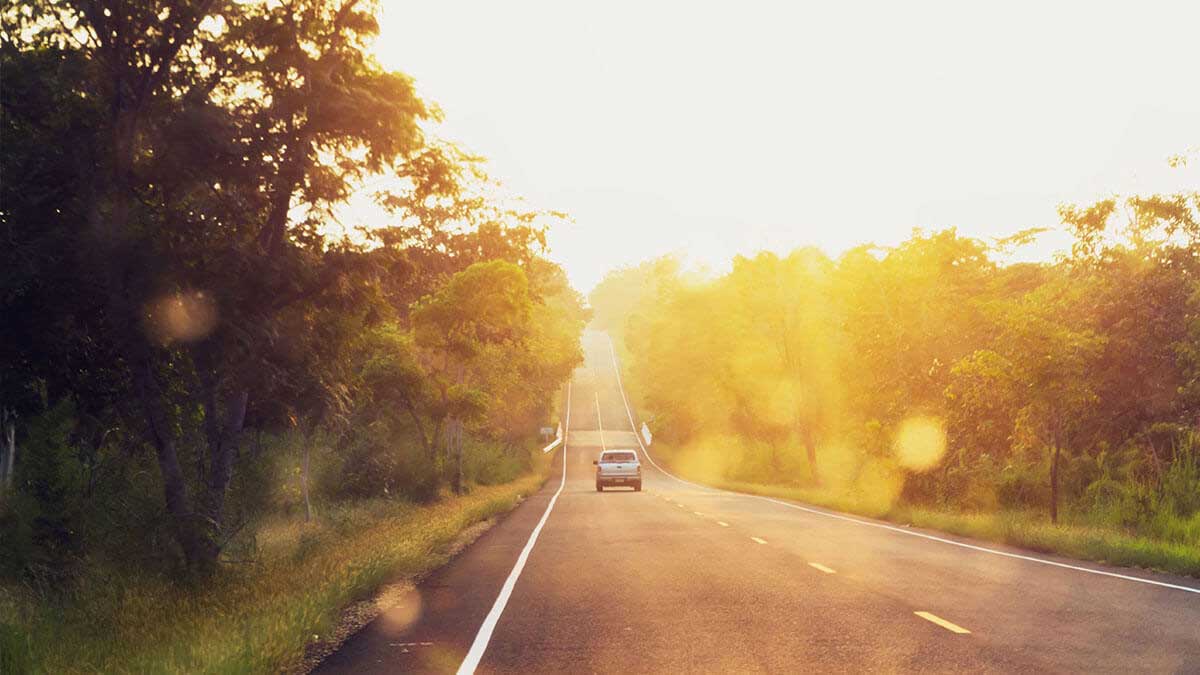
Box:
(1, 459, 550, 674)
(652, 448, 1200, 579)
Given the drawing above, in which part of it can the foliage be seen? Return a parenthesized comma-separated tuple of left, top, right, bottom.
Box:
(1, 468, 548, 673)
(1, 0, 584, 585)
(594, 180, 1199, 549)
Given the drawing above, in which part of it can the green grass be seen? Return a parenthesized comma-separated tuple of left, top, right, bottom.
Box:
(0, 461, 550, 674)
(653, 447, 1200, 579)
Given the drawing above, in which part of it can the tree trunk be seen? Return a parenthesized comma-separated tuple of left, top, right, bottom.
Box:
(96, 93, 216, 564)
(400, 392, 433, 460)
(1050, 443, 1060, 524)
(302, 434, 313, 522)
(134, 356, 209, 566)
(801, 425, 820, 486)
(1, 408, 15, 490)
(450, 419, 464, 494)
(457, 420, 465, 493)
(198, 388, 248, 557)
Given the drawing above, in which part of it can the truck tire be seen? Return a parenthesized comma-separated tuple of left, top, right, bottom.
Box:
(634, 481, 642, 492)
(596, 482, 603, 492)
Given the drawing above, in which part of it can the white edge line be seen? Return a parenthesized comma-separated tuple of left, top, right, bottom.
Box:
(604, 334, 1200, 596)
(595, 391, 606, 452)
(457, 381, 572, 674)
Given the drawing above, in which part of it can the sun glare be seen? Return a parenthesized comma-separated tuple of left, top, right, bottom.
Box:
(893, 416, 948, 473)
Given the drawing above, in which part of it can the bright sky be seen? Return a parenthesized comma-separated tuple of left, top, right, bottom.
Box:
(373, 0, 1200, 292)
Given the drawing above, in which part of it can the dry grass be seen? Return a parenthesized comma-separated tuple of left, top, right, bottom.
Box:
(1, 463, 548, 674)
(654, 447, 1200, 579)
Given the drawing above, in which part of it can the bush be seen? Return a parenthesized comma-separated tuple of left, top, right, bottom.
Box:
(994, 458, 1048, 510)
(0, 619, 33, 674)
(0, 400, 84, 578)
(319, 424, 438, 502)
(1159, 433, 1200, 518)
(1081, 437, 1200, 548)
(465, 438, 530, 486)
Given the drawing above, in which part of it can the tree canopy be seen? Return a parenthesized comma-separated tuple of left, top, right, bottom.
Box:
(1, 0, 586, 576)
(596, 183, 1200, 527)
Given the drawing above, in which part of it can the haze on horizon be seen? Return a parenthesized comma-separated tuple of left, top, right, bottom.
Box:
(374, 0, 1200, 292)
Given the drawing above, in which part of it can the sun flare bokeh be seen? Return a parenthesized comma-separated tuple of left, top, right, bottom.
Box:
(6, 1, 1200, 672)
(893, 417, 948, 473)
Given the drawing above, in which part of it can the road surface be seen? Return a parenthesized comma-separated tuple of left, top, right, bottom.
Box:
(318, 332, 1200, 673)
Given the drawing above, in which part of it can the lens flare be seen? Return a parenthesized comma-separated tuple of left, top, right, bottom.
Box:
(893, 416, 947, 472)
(145, 290, 218, 344)
(376, 586, 424, 634)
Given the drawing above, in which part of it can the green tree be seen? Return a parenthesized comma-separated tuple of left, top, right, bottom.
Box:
(411, 261, 534, 492)
(3, 0, 448, 570)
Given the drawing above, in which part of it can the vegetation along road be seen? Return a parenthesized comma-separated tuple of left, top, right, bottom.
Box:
(317, 332, 1200, 673)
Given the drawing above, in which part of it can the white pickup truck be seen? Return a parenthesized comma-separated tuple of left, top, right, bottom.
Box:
(593, 449, 642, 492)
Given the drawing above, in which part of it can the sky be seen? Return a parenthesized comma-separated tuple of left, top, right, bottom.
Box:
(372, 0, 1200, 293)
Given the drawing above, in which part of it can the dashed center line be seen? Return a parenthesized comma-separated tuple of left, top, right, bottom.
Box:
(915, 611, 971, 634)
(808, 562, 836, 574)
(716, 521, 730, 527)
(750, 537, 768, 545)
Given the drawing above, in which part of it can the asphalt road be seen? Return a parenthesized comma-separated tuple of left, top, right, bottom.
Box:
(318, 332, 1200, 674)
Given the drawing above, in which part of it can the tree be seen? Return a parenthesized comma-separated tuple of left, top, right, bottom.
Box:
(722, 250, 842, 482)
(991, 283, 1104, 522)
(834, 230, 995, 429)
(411, 261, 534, 492)
(2, 0, 452, 571)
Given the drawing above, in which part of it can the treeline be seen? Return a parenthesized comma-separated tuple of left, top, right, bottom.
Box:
(593, 189, 1200, 545)
(0, 1, 586, 581)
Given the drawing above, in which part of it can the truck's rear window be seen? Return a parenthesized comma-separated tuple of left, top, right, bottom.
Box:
(601, 452, 637, 462)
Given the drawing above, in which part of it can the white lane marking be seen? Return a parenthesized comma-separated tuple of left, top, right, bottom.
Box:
(751, 537, 768, 545)
(457, 382, 572, 674)
(541, 437, 561, 454)
(717, 521, 730, 527)
(595, 391, 605, 452)
(915, 611, 971, 634)
(809, 562, 836, 574)
(605, 335, 1200, 596)
(676, 503, 685, 508)
(693, 511, 705, 516)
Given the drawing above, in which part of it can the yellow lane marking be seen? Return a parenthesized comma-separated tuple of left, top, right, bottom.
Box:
(808, 562, 836, 574)
(717, 521, 730, 527)
(750, 537, 768, 545)
(914, 611, 971, 634)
